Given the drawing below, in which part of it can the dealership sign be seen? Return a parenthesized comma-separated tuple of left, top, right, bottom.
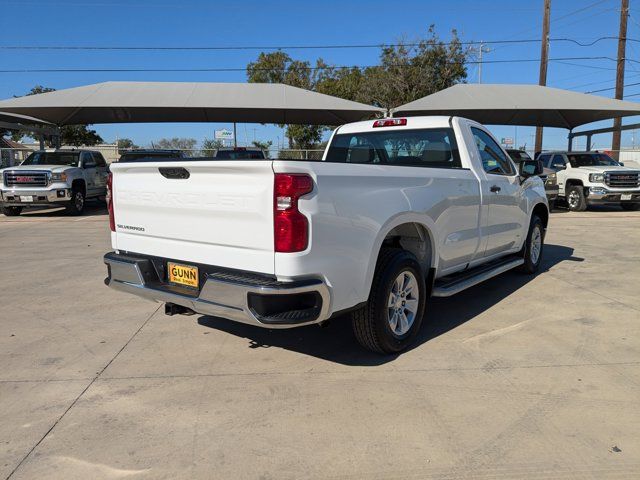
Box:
(215, 129, 234, 140)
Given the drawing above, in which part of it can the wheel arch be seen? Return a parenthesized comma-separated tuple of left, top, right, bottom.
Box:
(531, 201, 549, 229)
(71, 178, 86, 194)
(362, 214, 438, 301)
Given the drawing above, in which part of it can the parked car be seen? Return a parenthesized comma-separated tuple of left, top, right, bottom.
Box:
(118, 149, 186, 163)
(103, 116, 549, 354)
(0, 149, 109, 216)
(537, 151, 640, 211)
(213, 147, 266, 159)
(506, 149, 559, 208)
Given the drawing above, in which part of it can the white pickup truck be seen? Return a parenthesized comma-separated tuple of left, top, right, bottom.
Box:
(536, 151, 640, 211)
(104, 116, 549, 354)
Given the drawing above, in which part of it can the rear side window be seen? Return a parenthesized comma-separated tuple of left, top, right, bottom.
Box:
(325, 128, 462, 169)
(471, 127, 515, 175)
(93, 153, 107, 167)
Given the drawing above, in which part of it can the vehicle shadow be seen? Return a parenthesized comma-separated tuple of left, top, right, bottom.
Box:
(197, 244, 582, 366)
(16, 203, 108, 217)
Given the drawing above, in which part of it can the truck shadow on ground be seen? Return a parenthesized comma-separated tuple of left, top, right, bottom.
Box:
(198, 244, 582, 366)
(11, 203, 108, 217)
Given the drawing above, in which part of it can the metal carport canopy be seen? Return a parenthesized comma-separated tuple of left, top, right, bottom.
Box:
(0, 111, 59, 136)
(0, 81, 384, 126)
(392, 84, 640, 129)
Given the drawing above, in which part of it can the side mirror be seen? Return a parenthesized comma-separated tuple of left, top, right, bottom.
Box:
(619, 162, 625, 166)
(519, 159, 543, 177)
(555, 164, 566, 170)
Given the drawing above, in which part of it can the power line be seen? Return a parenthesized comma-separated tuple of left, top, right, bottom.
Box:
(0, 56, 625, 74)
(587, 80, 640, 93)
(0, 36, 637, 51)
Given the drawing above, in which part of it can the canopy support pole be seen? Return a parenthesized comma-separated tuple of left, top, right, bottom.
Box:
(233, 122, 237, 148)
(586, 135, 592, 151)
(38, 134, 45, 150)
(567, 128, 573, 151)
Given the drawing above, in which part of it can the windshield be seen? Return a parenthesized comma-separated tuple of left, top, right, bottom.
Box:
(214, 150, 265, 160)
(567, 153, 620, 167)
(325, 128, 461, 168)
(22, 151, 80, 167)
(507, 150, 532, 162)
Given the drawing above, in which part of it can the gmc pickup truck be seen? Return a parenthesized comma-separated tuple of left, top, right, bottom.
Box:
(1, 149, 109, 216)
(104, 116, 549, 354)
(537, 151, 640, 211)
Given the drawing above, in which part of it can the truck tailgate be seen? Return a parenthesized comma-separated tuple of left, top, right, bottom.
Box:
(110, 160, 275, 274)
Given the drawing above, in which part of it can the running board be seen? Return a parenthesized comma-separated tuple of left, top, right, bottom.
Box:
(432, 257, 524, 297)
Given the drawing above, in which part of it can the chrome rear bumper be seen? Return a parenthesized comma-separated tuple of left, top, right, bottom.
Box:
(104, 252, 331, 328)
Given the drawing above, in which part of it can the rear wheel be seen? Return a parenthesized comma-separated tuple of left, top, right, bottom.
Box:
(518, 215, 544, 274)
(621, 203, 640, 211)
(351, 248, 426, 354)
(566, 186, 587, 212)
(66, 188, 85, 215)
(1, 206, 22, 217)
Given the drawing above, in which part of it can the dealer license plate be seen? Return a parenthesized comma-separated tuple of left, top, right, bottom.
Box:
(167, 262, 199, 288)
(621, 194, 632, 201)
(19, 196, 33, 202)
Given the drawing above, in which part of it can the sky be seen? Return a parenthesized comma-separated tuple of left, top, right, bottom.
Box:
(1, 0, 640, 152)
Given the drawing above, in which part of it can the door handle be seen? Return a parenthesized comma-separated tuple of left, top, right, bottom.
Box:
(490, 185, 501, 193)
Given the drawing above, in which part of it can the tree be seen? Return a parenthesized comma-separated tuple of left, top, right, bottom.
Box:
(117, 138, 138, 150)
(246, 26, 468, 145)
(201, 138, 225, 156)
(153, 137, 197, 152)
(252, 140, 273, 158)
(247, 53, 326, 149)
(358, 27, 468, 110)
(10, 86, 104, 146)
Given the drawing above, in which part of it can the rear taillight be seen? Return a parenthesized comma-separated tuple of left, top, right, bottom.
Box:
(106, 172, 115, 232)
(274, 173, 313, 253)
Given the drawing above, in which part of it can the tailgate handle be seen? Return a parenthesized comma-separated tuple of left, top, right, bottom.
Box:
(159, 167, 190, 179)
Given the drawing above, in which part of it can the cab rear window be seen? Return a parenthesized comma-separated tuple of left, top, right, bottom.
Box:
(325, 128, 462, 169)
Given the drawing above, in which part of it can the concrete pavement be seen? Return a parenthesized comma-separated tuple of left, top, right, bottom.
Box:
(1, 206, 639, 479)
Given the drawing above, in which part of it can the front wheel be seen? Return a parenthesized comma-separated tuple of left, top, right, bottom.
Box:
(518, 215, 544, 274)
(1, 206, 22, 216)
(566, 186, 587, 212)
(621, 203, 640, 211)
(351, 248, 426, 354)
(66, 189, 85, 215)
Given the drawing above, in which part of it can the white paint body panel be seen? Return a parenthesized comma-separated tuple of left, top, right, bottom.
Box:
(109, 116, 548, 315)
(109, 160, 275, 273)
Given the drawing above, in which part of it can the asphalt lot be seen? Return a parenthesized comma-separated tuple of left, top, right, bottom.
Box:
(1, 205, 639, 479)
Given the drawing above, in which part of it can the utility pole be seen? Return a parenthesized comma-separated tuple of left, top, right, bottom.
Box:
(535, 0, 551, 156)
(612, 0, 629, 159)
(477, 41, 491, 83)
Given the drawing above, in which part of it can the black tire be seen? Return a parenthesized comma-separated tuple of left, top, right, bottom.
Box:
(351, 248, 426, 354)
(621, 203, 640, 211)
(566, 185, 587, 212)
(1, 206, 22, 216)
(518, 215, 544, 274)
(66, 188, 85, 215)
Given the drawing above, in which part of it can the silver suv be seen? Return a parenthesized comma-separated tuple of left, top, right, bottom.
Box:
(0, 149, 109, 216)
